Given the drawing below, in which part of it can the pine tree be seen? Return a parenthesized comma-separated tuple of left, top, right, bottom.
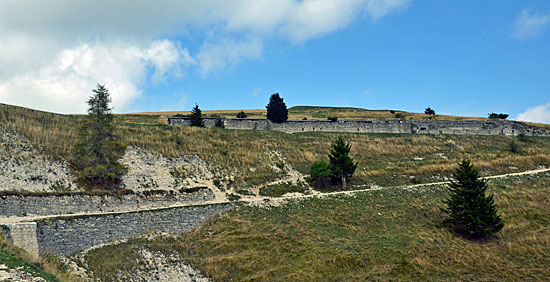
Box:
(73, 84, 127, 189)
(266, 93, 288, 123)
(190, 104, 205, 127)
(442, 159, 504, 238)
(329, 136, 357, 190)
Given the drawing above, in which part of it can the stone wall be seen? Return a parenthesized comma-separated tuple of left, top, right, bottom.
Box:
(0, 188, 214, 217)
(1, 223, 39, 260)
(169, 117, 550, 137)
(35, 202, 236, 257)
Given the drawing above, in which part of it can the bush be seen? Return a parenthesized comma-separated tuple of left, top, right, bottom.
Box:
(214, 118, 225, 128)
(488, 113, 509, 119)
(302, 117, 308, 120)
(308, 160, 334, 190)
(509, 141, 520, 154)
(327, 116, 338, 122)
(390, 110, 395, 114)
(517, 133, 530, 142)
(259, 182, 307, 197)
(394, 113, 405, 119)
(236, 111, 247, 118)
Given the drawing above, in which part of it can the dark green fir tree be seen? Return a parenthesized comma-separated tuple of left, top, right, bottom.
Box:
(266, 93, 288, 123)
(328, 136, 357, 190)
(442, 159, 504, 238)
(190, 104, 205, 127)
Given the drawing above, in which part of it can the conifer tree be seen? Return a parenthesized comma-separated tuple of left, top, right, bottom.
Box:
(442, 159, 504, 238)
(190, 104, 205, 127)
(266, 93, 288, 123)
(329, 136, 357, 190)
(73, 84, 127, 189)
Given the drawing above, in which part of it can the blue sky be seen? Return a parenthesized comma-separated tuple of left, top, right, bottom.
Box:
(1, 1, 549, 122)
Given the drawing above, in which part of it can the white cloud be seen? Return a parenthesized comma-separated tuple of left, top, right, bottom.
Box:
(197, 38, 263, 75)
(0, 40, 189, 113)
(0, 0, 408, 112)
(512, 9, 550, 40)
(516, 103, 550, 124)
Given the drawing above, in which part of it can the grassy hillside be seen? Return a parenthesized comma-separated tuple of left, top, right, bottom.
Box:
(84, 171, 550, 281)
(0, 233, 81, 281)
(2, 103, 550, 188)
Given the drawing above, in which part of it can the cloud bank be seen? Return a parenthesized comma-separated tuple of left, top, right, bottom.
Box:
(516, 103, 550, 124)
(0, 0, 408, 113)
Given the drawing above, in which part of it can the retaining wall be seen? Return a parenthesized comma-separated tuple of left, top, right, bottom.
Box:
(0, 188, 214, 217)
(169, 117, 550, 136)
(2, 203, 236, 257)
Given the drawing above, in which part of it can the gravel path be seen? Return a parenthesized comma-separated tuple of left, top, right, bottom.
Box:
(2, 167, 548, 225)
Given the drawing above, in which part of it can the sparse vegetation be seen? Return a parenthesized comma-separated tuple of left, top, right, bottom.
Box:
(0, 233, 81, 282)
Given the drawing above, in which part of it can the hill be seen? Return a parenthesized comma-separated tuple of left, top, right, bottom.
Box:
(1, 103, 550, 193)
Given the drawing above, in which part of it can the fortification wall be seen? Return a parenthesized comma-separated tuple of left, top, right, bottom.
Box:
(0, 188, 214, 217)
(169, 117, 550, 137)
(34, 203, 236, 257)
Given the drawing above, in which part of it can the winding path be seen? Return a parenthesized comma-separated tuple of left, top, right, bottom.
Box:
(1, 168, 549, 225)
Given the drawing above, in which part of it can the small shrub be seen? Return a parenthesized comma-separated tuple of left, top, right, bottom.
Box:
(517, 133, 530, 142)
(259, 182, 307, 197)
(390, 110, 395, 114)
(394, 113, 405, 119)
(509, 141, 520, 154)
(308, 160, 334, 190)
(327, 116, 338, 122)
(214, 118, 225, 129)
(302, 117, 308, 120)
(236, 111, 247, 118)
(227, 193, 241, 201)
(236, 189, 255, 196)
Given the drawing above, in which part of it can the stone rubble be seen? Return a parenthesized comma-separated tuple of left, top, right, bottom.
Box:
(0, 127, 73, 192)
(113, 249, 211, 282)
(0, 264, 47, 282)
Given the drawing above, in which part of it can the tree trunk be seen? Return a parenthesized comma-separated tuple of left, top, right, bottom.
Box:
(342, 175, 347, 190)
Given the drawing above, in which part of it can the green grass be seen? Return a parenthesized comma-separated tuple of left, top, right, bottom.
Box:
(2, 103, 550, 189)
(0, 249, 58, 281)
(259, 181, 308, 197)
(84, 171, 550, 281)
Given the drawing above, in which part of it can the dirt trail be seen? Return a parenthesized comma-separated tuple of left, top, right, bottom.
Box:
(1, 168, 549, 225)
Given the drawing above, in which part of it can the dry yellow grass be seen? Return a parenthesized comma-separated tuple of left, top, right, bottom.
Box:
(2, 103, 550, 187)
